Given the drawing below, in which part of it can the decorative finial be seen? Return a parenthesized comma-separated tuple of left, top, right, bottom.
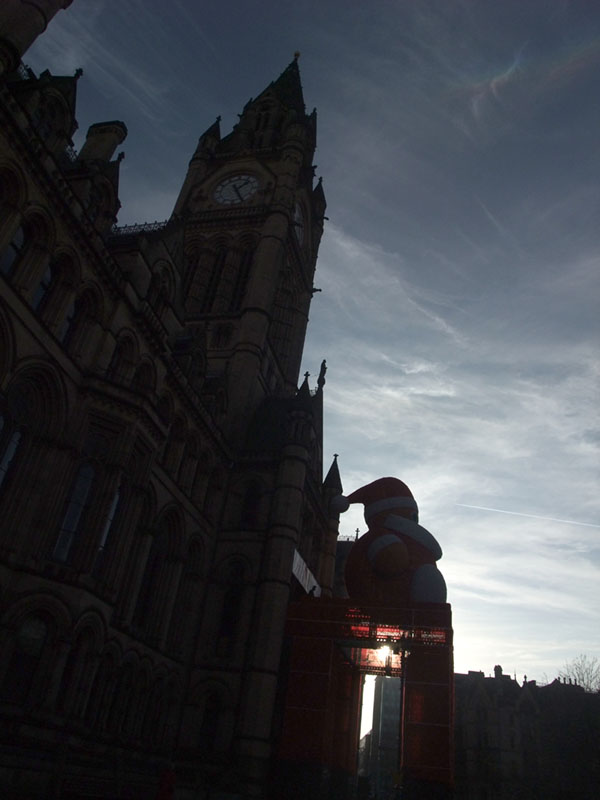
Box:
(317, 359, 327, 390)
(216, 115, 221, 123)
(355, 528, 360, 541)
(304, 371, 310, 380)
(294, 51, 301, 61)
(74, 68, 83, 80)
(333, 453, 339, 460)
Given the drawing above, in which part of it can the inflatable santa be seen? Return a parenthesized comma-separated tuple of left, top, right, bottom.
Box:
(332, 477, 446, 605)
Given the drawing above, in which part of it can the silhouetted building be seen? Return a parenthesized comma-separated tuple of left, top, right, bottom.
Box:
(454, 665, 600, 800)
(359, 665, 599, 800)
(0, 3, 337, 798)
(370, 676, 402, 798)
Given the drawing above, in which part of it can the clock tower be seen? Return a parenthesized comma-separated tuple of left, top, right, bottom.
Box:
(173, 56, 327, 440)
(170, 59, 335, 796)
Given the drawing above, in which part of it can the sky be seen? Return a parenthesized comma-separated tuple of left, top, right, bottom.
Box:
(26, 0, 599, 684)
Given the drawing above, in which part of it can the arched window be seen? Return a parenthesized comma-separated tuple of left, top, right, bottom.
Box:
(163, 417, 186, 477)
(92, 485, 121, 575)
(0, 212, 52, 293)
(0, 615, 48, 704)
(168, 540, 203, 654)
(59, 288, 101, 359)
(0, 410, 22, 492)
(131, 361, 154, 394)
(198, 692, 221, 753)
(202, 249, 226, 312)
(141, 679, 165, 743)
(211, 323, 233, 349)
(156, 393, 173, 425)
(125, 670, 149, 739)
(107, 337, 136, 384)
(0, 224, 25, 276)
(55, 628, 96, 716)
(58, 297, 76, 343)
(31, 259, 53, 310)
(31, 254, 78, 331)
(271, 269, 295, 363)
(178, 438, 199, 495)
(52, 462, 95, 562)
(84, 652, 115, 729)
(203, 467, 224, 521)
(229, 249, 253, 311)
(106, 662, 134, 735)
(147, 267, 172, 320)
(133, 530, 169, 634)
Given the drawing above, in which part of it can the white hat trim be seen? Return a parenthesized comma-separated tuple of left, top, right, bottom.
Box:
(365, 495, 417, 520)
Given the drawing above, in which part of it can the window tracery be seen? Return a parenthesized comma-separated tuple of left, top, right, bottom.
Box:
(107, 336, 137, 384)
(0, 224, 25, 276)
(52, 462, 96, 562)
(92, 484, 122, 576)
(0, 409, 22, 493)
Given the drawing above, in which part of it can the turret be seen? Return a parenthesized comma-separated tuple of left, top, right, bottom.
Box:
(0, 0, 74, 75)
(78, 121, 128, 163)
(7, 67, 82, 155)
(66, 121, 127, 232)
(195, 116, 221, 157)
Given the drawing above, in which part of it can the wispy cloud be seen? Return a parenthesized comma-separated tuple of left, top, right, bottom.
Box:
(28, 0, 599, 682)
(456, 503, 600, 529)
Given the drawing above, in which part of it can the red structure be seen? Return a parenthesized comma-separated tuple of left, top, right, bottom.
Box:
(274, 598, 454, 799)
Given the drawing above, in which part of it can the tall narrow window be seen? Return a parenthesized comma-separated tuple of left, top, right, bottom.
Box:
(131, 362, 153, 394)
(59, 297, 76, 342)
(53, 462, 95, 562)
(0, 411, 21, 491)
(0, 225, 25, 276)
(229, 249, 253, 311)
(107, 338, 135, 383)
(270, 270, 295, 366)
(202, 250, 226, 312)
(31, 260, 53, 310)
(133, 530, 168, 633)
(92, 486, 121, 575)
(198, 692, 221, 753)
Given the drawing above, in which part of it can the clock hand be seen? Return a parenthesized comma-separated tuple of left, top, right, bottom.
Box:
(233, 184, 243, 201)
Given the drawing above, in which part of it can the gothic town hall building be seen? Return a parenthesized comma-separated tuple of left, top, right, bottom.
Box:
(0, 3, 341, 798)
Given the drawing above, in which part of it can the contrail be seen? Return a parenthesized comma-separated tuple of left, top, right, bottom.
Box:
(455, 503, 600, 529)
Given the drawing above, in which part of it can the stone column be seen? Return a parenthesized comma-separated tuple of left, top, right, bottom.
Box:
(236, 432, 309, 794)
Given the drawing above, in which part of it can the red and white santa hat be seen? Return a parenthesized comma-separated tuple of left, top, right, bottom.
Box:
(332, 477, 443, 560)
(331, 477, 419, 522)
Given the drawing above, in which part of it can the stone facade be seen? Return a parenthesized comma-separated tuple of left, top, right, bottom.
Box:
(0, 4, 338, 798)
(454, 666, 600, 800)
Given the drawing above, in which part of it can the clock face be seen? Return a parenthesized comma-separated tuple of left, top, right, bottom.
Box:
(294, 202, 305, 244)
(213, 174, 259, 205)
